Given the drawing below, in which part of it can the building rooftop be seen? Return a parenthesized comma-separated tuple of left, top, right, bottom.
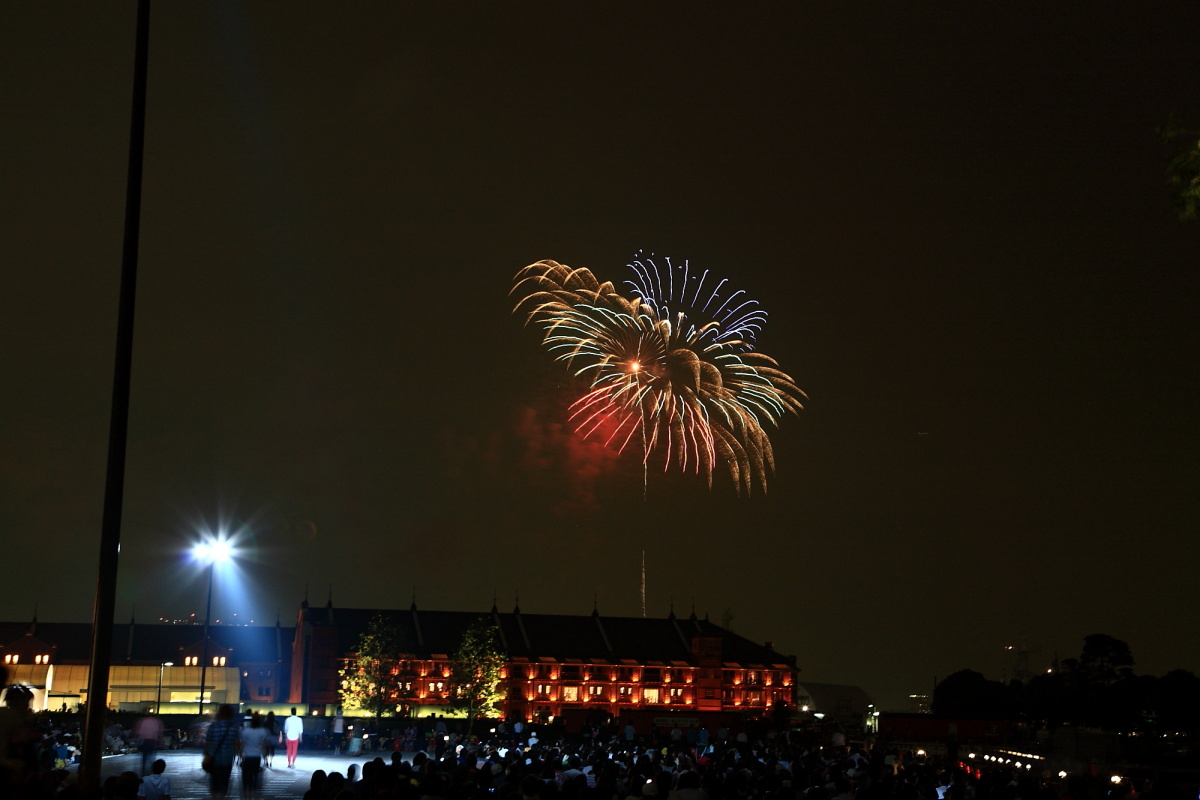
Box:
(300, 603, 794, 667)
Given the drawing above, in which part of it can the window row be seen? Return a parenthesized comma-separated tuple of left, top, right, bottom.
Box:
(182, 656, 227, 666)
(3, 654, 52, 665)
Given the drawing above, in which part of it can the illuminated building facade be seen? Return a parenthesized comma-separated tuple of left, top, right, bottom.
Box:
(289, 601, 798, 724)
(0, 618, 289, 711)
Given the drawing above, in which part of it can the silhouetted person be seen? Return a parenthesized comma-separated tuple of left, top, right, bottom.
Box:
(137, 759, 171, 800)
(239, 712, 270, 799)
(205, 704, 239, 799)
(135, 714, 164, 776)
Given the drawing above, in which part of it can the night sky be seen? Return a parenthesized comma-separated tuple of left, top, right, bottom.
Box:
(3, 2, 1198, 711)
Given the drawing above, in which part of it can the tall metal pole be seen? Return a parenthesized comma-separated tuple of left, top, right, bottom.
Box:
(198, 561, 214, 715)
(156, 662, 170, 710)
(81, 0, 150, 791)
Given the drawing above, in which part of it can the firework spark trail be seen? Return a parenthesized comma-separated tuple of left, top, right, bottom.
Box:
(625, 251, 768, 348)
(512, 257, 804, 494)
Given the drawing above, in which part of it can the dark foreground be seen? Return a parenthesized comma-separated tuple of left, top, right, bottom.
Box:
(91, 749, 408, 800)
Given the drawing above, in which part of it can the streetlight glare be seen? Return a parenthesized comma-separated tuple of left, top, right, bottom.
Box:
(193, 538, 233, 563)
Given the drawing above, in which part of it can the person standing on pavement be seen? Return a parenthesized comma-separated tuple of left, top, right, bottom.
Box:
(205, 705, 239, 800)
(239, 712, 270, 799)
(283, 708, 304, 768)
(332, 712, 345, 755)
(135, 713, 165, 776)
(262, 712, 278, 768)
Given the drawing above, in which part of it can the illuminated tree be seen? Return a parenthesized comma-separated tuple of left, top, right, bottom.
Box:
(448, 617, 505, 734)
(339, 613, 406, 718)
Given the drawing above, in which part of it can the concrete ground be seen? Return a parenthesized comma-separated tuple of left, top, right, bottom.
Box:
(93, 748, 409, 799)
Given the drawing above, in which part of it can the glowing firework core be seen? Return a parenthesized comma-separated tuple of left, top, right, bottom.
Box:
(512, 254, 804, 494)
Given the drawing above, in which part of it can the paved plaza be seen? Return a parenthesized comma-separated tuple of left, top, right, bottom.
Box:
(93, 748, 410, 799)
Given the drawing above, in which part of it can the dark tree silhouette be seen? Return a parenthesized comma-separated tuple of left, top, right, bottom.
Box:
(933, 669, 1013, 719)
(1079, 634, 1135, 686)
(1160, 115, 1200, 220)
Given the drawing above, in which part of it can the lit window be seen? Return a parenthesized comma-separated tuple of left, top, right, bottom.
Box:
(669, 687, 683, 698)
(642, 688, 660, 704)
(588, 686, 605, 698)
(562, 686, 579, 702)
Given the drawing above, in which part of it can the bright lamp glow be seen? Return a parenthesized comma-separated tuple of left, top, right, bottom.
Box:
(193, 538, 233, 563)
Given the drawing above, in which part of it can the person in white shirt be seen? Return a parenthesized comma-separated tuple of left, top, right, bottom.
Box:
(282, 708, 304, 768)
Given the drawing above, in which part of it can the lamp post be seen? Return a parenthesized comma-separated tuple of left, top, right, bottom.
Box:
(156, 661, 173, 712)
(193, 538, 232, 715)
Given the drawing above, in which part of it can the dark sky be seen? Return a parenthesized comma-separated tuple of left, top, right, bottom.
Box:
(3, 2, 1198, 710)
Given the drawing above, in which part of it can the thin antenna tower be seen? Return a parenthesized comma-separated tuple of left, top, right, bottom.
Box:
(641, 551, 646, 617)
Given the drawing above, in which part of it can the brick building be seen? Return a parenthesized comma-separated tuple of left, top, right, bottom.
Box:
(289, 600, 798, 726)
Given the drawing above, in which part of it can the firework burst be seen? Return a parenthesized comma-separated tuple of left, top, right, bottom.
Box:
(512, 257, 804, 494)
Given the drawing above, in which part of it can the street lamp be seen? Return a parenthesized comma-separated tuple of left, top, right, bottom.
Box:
(192, 538, 232, 715)
(156, 662, 174, 711)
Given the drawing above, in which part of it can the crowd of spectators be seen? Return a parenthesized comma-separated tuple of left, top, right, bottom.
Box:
(4, 683, 1198, 800)
(294, 720, 1199, 800)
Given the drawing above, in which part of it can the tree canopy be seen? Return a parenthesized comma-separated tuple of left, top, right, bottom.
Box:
(1160, 115, 1200, 220)
(448, 617, 506, 734)
(932, 669, 1012, 719)
(339, 613, 407, 718)
(933, 634, 1200, 734)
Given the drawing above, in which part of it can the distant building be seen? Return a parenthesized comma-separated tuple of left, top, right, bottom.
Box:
(0, 616, 290, 711)
(0, 600, 801, 728)
(794, 681, 874, 733)
(290, 599, 799, 726)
